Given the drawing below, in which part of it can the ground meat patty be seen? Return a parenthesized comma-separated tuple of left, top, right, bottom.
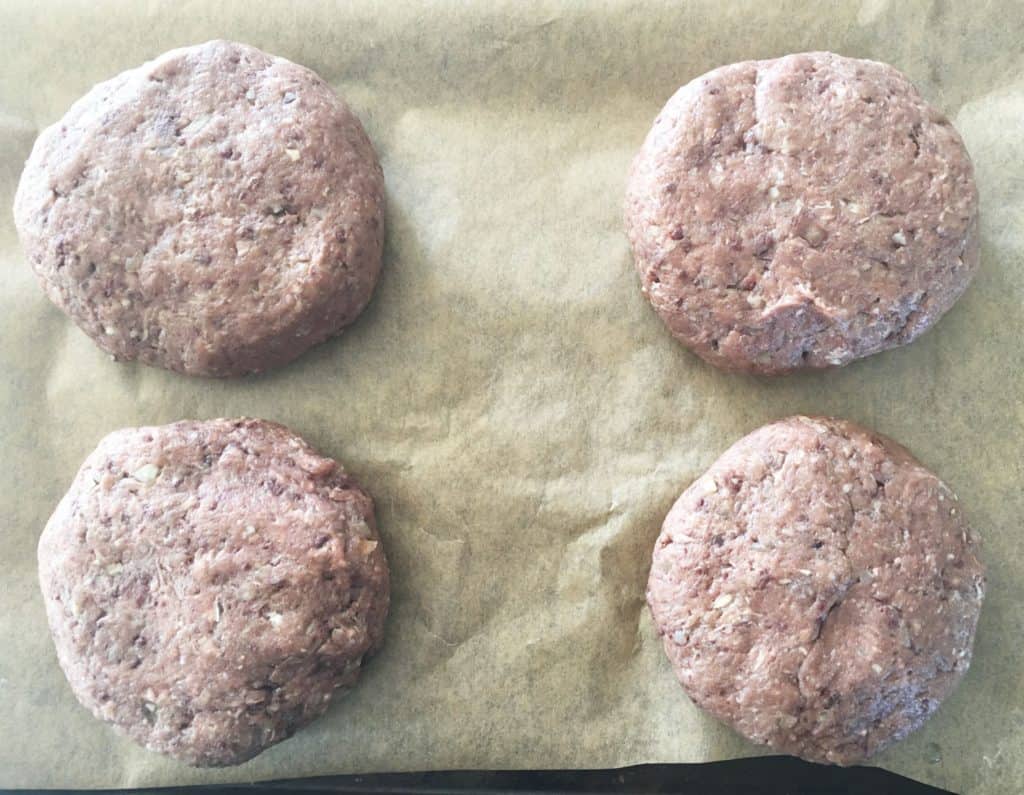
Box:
(625, 52, 979, 374)
(646, 416, 984, 765)
(14, 40, 384, 376)
(37, 418, 389, 767)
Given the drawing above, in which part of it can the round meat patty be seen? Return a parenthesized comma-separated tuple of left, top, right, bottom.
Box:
(37, 418, 390, 767)
(646, 416, 984, 765)
(14, 40, 384, 376)
(625, 52, 979, 374)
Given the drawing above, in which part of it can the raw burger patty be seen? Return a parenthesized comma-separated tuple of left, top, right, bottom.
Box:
(646, 416, 984, 765)
(625, 52, 979, 374)
(37, 418, 390, 766)
(14, 40, 384, 376)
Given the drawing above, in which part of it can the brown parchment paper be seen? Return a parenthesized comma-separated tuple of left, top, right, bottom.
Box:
(1, 1, 1022, 791)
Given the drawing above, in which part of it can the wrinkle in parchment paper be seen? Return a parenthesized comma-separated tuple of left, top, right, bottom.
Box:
(1, 1, 1021, 792)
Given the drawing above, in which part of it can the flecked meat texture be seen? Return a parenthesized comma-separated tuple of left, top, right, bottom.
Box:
(37, 419, 390, 766)
(625, 52, 979, 374)
(646, 416, 984, 765)
(14, 40, 384, 376)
